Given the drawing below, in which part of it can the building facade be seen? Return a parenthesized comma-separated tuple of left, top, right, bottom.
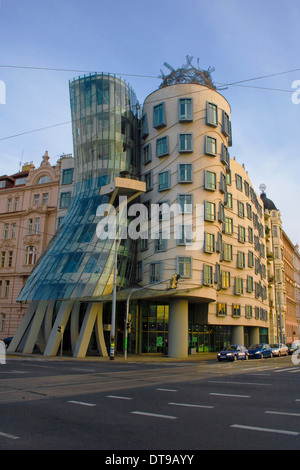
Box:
(8, 61, 298, 358)
(283, 231, 298, 343)
(0, 153, 61, 340)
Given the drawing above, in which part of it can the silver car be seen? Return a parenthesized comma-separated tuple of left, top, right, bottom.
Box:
(270, 343, 289, 357)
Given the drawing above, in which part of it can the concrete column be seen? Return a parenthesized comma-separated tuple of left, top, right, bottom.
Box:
(23, 301, 48, 354)
(70, 302, 80, 354)
(73, 303, 99, 358)
(232, 325, 244, 345)
(8, 301, 38, 353)
(250, 327, 260, 345)
(95, 303, 108, 357)
(168, 299, 188, 358)
(44, 301, 74, 356)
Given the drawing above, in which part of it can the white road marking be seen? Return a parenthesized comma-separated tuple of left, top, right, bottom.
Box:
(231, 424, 299, 436)
(265, 411, 300, 417)
(169, 402, 214, 409)
(210, 393, 250, 398)
(274, 367, 299, 373)
(106, 395, 132, 400)
(68, 401, 96, 407)
(131, 411, 178, 420)
(0, 431, 20, 440)
(156, 388, 178, 392)
(208, 380, 271, 386)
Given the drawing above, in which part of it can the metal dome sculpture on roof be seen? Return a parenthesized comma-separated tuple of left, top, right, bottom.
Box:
(159, 55, 216, 90)
(259, 183, 278, 211)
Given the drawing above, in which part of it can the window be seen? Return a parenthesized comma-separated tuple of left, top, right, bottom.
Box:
(149, 262, 162, 283)
(153, 103, 166, 128)
(8, 251, 13, 268)
(4, 280, 9, 298)
(1, 313, 5, 331)
(221, 144, 230, 166)
(204, 233, 215, 253)
(59, 192, 72, 209)
(14, 198, 19, 212)
(25, 246, 37, 265)
(236, 174, 243, 191)
(178, 164, 193, 183)
(177, 257, 192, 278)
(224, 243, 233, 261)
(247, 275, 253, 293)
(143, 144, 152, 165)
(154, 232, 167, 252)
(206, 102, 218, 127)
(238, 225, 246, 243)
(15, 177, 27, 186)
(135, 261, 144, 282)
(244, 181, 250, 197)
(42, 193, 49, 205)
(0, 181, 6, 188)
(245, 305, 253, 319)
(179, 98, 193, 121)
(225, 217, 233, 234)
(234, 278, 243, 295)
(144, 171, 153, 192)
(222, 111, 230, 137)
(238, 201, 245, 218)
(178, 194, 193, 214)
(37, 176, 51, 184)
(246, 203, 252, 220)
(203, 265, 213, 285)
(204, 201, 216, 221)
(232, 304, 241, 317)
(141, 113, 149, 139)
(217, 303, 227, 317)
(204, 171, 217, 190)
(222, 271, 231, 289)
(34, 218, 40, 235)
(11, 224, 16, 239)
(33, 194, 40, 205)
(248, 251, 254, 268)
(237, 251, 245, 269)
(3, 224, 9, 240)
(219, 172, 227, 194)
(158, 171, 170, 191)
(28, 219, 33, 235)
(61, 168, 73, 185)
(7, 198, 12, 212)
(205, 136, 217, 156)
(226, 193, 233, 209)
(156, 136, 169, 157)
(178, 133, 193, 152)
(176, 224, 193, 245)
(248, 226, 253, 243)
(1, 251, 5, 267)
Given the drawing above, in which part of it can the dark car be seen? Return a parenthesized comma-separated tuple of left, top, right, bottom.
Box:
(248, 343, 273, 359)
(217, 345, 249, 362)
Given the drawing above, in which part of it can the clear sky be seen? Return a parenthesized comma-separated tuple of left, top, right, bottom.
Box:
(0, 0, 299, 245)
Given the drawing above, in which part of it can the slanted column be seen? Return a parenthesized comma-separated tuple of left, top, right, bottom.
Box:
(44, 301, 74, 356)
(168, 299, 188, 358)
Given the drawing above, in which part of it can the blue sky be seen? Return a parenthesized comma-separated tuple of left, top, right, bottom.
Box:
(0, 0, 299, 245)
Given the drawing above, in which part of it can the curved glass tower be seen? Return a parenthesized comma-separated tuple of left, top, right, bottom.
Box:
(18, 74, 140, 302)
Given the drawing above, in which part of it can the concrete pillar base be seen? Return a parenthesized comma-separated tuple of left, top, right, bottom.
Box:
(168, 299, 188, 358)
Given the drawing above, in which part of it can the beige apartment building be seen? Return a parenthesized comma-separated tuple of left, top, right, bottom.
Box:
(283, 230, 298, 343)
(0, 152, 61, 340)
(137, 81, 269, 356)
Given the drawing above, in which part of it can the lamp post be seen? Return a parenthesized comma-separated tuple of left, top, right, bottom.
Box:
(110, 239, 119, 360)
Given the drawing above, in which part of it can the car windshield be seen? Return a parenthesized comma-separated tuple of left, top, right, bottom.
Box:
(249, 344, 262, 350)
(223, 345, 236, 351)
(270, 344, 279, 348)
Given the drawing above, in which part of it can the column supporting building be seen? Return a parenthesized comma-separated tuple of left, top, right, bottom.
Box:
(168, 299, 188, 358)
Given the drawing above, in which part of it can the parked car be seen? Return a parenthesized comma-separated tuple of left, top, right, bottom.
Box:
(287, 341, 300, 355)
(217, 345, 249, 362)
(248, 343, 273, 359)
(270, 343, 289, 357)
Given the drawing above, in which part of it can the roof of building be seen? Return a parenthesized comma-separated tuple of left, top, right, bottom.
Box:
(260, 192, 277, 211)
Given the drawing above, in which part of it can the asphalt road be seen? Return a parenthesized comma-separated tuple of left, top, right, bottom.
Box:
(0, 354, 300, 452)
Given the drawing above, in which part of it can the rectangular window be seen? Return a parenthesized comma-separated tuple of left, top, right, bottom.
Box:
(178, 164, 193, 183)
(237, 251, 245, 269)
(178, 194, 193, 214)
(153, 103, 166, 128)
(8, 251, 13, 268)
(204, 201, 216, 221)
(221, 144, 230, 166)
(224, 243, 233, 261)
(33, 194, 40, 205)
(217, 303, 227, 317)
(178, 133, 193, 152)
(222, 271, 231, 289)
(144, 171, 153, 192)
(42, 193, 49, 205)
(1, 251, 5, 268)
(232, 304, 241, 317)
(238, 201, 245, 218)
(204, 232, 215, 253)
(236, 174, 243, 191)
(206, 102, 218, 126)
(204, 171, 217, 191)
(149, 262, 162, 283)
(226, 193, 233, 209)
(59, 192, 71, 209)
(3, 224, 9, 240)
(176, 224, 193, 245)
(154, 232, 167, 252)
(225, 217, 233, 234)
(11, 224, 16, 239)
(143, 144, 152, 165)
(234, 278, 243, 295)
(246, 203, 252, 219)
(61, 168, 74, 185)
(14, 198, 19, 212)
(179, 98, 193, 121)
(7, 198, 12, 212)
(158, 171, 170, 191)
(245, 305, 253, 319)
(238, 225, 246, 243)
(4, 280, 9, 298)
(248, 250, 254, 268)
(205, 136, 217, 156)
(135, 261, 144, 282)
(34, 218, 40, 234)
(203, 265, 213, 285)
(247, 275, 253, 293)
(156, 136, 169, 157)
(177, 257, 192, 278)
(222, 111, 230, 137)
(28, 219, 33, 235)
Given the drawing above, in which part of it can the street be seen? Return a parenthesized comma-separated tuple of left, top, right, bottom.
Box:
(0, 354, 300, 451)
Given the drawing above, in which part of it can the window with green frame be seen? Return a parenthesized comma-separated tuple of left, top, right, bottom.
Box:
(203, 264, 213, 285)
(204, 201, 216, 221)
(179, 98, 193, 121)
(153, 102, 166, 128)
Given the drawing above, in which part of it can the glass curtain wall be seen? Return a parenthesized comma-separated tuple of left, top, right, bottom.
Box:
(18, 74, 140, 302)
